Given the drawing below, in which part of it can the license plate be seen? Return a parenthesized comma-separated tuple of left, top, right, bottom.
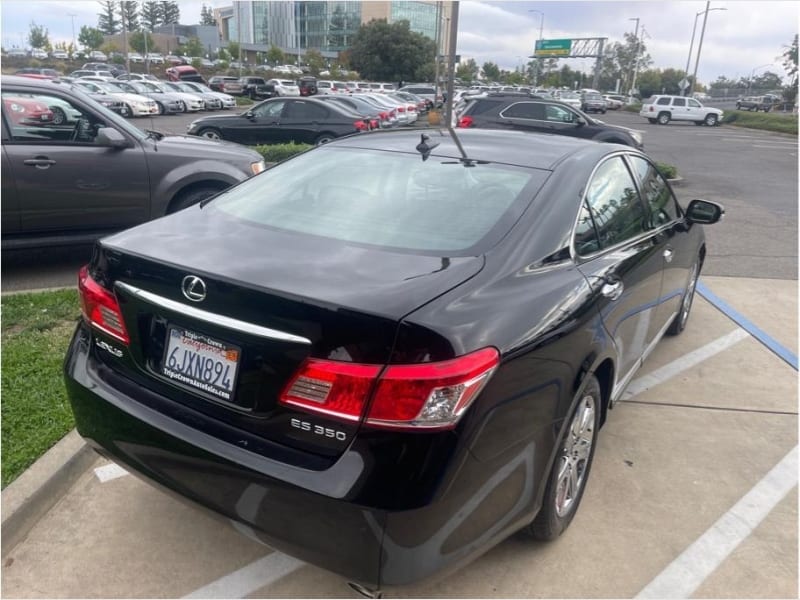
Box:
(162, 327, 240, 401)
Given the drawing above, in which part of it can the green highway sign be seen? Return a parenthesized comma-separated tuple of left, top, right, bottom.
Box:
(534, 39, 572, 57)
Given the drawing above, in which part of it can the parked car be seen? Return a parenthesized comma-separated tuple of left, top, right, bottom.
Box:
(239, 76, 275, 99)
(82, 62, 126, 77)
(169, 81, 224, 110)
(553, 90, 582, 109)
(7, 48, 28, 58)
(399, 85, 438, 109)
(208, 76, 244, 95)
(297, 76, 318, 96)
(70, 69, 115, 79)
(268, 79, 301, 97)
(115, 81, 184, 115)
(63, 82, 126, 114)
(456, 94, 643, 148)
(116, 73, 160, 82)
(63, 126, 723, 592)
(2, 95, 54, 125)
(181, 81, 237, 109)
(146, 53, 165, 64)
(15, 68, 62, 79)
(1, 75, 265, 249)
(25, 93, 83, 124)
(165, 65, 206, 84)
(71, 80, 158, 117)
(128, 52, 145, 63)
(602, 94, 625, 110)
(187, 97, 369, 145)
(639, 95, 723, 126)
(316, 80, 348, 95)
(88, 50, 108, 61)
(315, 94, 398, 128)
(735, 94, 781, 112)
(50, 50, 70, 60)
(580, 90, 607, 114)
(155, 81, 206, 112)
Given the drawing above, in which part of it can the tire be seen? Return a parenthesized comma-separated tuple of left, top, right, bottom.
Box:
(315, 133, 335, 145)
(704, 113, 718, 126)
(178, 101, 187, 113)
(648, 118, 657, 124)
(601, 109, 607, 114)
(667, 260, 700, 336)
(51, 107, 66, 125)
(197, 127, 222, 140)
(526, 375, 601, 541)
(694, 121, 704, 126)
(155, 102, 165, 116)
(120, 104, 132, 118)
(736, 104, 742, 110)
(169, 185, 225, 213)
(657, 112, 671, 125)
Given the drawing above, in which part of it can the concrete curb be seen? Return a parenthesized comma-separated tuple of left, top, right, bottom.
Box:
(1, 429, 97, 558)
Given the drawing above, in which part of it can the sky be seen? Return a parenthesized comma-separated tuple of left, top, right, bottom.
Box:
(1, 0, 797, 86)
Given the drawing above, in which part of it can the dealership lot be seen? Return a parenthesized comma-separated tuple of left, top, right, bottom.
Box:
(2, 275, 796, 598)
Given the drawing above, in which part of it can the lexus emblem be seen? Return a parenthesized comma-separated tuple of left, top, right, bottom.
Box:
(181, 275, 207, 302)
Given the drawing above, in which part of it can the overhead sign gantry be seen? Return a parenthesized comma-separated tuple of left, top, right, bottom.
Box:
(531, 37, 608, 90)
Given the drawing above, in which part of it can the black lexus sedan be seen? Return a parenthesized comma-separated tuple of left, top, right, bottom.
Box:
(187, 96, 371, 145)
(64, 129, 722, 592)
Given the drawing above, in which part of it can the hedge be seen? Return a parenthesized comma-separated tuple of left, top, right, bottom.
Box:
(254, 142, 313, 163)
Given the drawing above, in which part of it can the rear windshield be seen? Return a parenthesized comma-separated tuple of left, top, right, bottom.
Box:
(212, 146, 546, 254)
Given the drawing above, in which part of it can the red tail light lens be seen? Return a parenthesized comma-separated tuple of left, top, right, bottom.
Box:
(397, 106, 406, 112)
(279, 348, 499, 430)
(78, 265, 129, 344)
(280, 360, 381, 421)
(457, 116, 474, 128)
(370, 119, 379, 129)
(354, 120, 369, 131)
(379, 111, 388, 120)
(648, 106, 654, 112)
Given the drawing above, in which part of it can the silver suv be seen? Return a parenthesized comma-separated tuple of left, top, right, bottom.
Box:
(640, 94, 723, 126)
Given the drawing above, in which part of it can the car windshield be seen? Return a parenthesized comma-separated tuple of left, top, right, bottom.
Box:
(131, 82, 159, 93)
(175, 83, 197, 93)
(211, 146, 545, 254)
(560, 92, 579, 99)
(279, 80, 295, 86)
(96, 82, 126, 93)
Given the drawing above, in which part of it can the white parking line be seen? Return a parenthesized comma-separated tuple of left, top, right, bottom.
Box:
(94, 463, 130, 483)
(636, 445, 798, 599)
(182, 552, 304, 599)
(621, 328, 749, 401)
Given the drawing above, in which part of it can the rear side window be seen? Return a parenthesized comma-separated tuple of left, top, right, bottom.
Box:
(212, 147, 547, 254)
(656, 97, 671, 105)
(501, 102, 545, 119)
(285, 101, 327, 119)
(465, 99, 505, 116)
(578, 156, 646, 252)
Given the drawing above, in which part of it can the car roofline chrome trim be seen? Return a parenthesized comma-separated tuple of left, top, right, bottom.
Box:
(115, 281, 312, 345)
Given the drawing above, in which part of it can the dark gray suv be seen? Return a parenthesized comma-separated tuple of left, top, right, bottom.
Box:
(1, 76, 266, 249)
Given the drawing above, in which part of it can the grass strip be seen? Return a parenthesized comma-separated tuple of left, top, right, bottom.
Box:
(721, 111, 798, 135)
(2, 289, 81, 488)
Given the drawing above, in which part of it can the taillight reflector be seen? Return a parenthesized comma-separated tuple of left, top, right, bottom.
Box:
(457, 116, 474, 128)
(78, 265, 129, 344)
(278, 348, 499, 430)
(354, 120, 369, 131)
(397, 106, 406, 112)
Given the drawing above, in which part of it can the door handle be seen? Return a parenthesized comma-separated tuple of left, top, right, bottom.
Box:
(23, 157, 56, 169)
(601, 280, 624, 300)
(663, 247, 674, 263)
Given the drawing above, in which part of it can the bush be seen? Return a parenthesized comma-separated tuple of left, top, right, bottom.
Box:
(655, 162, 678, 179)
(254, 142, 312, 163)
(722, 111, 797, 135)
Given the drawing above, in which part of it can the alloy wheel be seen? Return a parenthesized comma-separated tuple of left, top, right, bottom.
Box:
(680, 263, 699, 328)
(554, 394, 596, 517)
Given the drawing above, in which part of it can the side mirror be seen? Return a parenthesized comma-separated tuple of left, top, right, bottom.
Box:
(245, 110, 255, 120)
(95, 126, 129, 149)
(575, 116, 586, 126)
(686, 199, 724, 225)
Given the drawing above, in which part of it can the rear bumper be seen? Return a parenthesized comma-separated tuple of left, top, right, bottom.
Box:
(64, 323, 544, 587)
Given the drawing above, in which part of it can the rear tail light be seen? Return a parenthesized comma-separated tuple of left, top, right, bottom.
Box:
(78, 265, 129, 344)
(379, 111, 388, 121)
(370, 119, 379, 129)
(648, 106, 654, 112)
(408, 106, 416, 112)
(354, 120, 369, 131)
(279, 348, 499, 430)
(397, 106, 406, 113)
(457, 115, 474, 128)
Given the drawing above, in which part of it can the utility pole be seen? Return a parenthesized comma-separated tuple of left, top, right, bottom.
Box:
(120, 2, 130, 73)
(68, 13, 77, 51)
(628, 17, 640, 98)
(691, 1, 710, 96)
(433, 1, 441, 106)
(528, 10, 544, 88)
(443, 1, 459, 127)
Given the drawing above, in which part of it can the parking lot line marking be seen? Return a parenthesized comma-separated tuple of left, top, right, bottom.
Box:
(182, 552, 304, 599)
(697, 282, 798, 370)
(620, 328, 749, 401)
(636, 445, 798, 599)
(94, 463, 130, 483)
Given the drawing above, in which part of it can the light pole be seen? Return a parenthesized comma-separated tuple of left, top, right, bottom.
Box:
(68, 13, 77, 50)
(684, 6, 726, 95)
(748, 63, 774, 95)
(628, 17, 640, 98)
(690, 1, 725, 97)
(528, 9, 544, 87)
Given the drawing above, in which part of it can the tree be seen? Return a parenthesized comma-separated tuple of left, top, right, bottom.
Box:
(456, 58, 479, 83)
(266, 44, 284, 65)
(119, 1, 140, 32)
(180, 37, 204, 58)
(348, 19, 436, 82)
(79, 25, 105, 51)
(129, 30, 156, 55)
(227, 41, 240, 61)
(635, 69, 663, 99)
(305, 49, 326, 75)
(97, 1, 120, 35)
(482, 61, 500, 81)
(160, 1, 180, 26)
(141, 1, 161, 30)
(200, 4, 216, 26)
(782, 34, 798, 102)
(27, 21, 50, 50)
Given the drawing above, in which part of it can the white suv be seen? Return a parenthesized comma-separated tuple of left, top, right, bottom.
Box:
(640, 94, 723, 126)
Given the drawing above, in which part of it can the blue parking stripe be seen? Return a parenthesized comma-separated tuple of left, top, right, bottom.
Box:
(697, 281, 798, 371)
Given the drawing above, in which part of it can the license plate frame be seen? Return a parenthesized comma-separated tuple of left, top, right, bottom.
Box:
(161, 326, 241, 402)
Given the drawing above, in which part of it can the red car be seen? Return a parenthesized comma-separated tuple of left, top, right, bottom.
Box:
(3, 96, 54, 125)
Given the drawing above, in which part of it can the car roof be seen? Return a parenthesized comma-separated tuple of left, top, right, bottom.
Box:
(328, 128, 620, 171)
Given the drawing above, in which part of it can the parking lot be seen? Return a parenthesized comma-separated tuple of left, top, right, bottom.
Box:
(1, 107, 797, 598)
